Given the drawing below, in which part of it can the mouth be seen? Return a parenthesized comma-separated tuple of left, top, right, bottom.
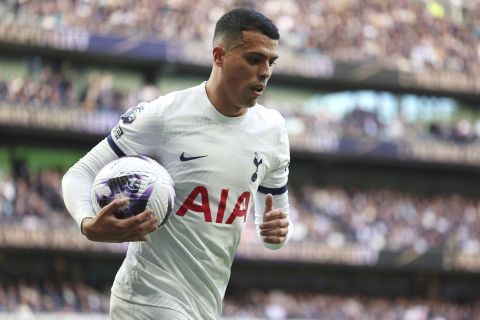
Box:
(251, 84, 265, 97)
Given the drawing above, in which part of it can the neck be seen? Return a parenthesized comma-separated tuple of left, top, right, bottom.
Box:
(205, 72, 247, 117)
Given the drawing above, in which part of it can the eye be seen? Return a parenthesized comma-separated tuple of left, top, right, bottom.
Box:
(269, 60, 276, 67)
(246, 56, 262, 65)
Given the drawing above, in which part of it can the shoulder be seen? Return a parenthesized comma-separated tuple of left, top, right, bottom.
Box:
(250, 103, 287, 131)
(117, 88, 192, 128)
(247, 104, 289, 155)
(151, 84, 201, 114)
(119, 84, 203, 133)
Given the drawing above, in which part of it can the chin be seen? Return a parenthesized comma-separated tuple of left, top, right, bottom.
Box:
(245, 98, 258, 107)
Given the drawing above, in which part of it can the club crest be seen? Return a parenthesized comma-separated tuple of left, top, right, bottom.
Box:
(251, 152, 263, 182)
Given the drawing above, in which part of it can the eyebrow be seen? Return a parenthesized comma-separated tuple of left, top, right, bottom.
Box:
(245, 52, 279, 61)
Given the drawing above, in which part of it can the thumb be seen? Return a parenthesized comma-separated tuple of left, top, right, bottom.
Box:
(264, 193, 273, 214)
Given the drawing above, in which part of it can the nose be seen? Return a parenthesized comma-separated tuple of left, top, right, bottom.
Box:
(258, 61, 272, 81)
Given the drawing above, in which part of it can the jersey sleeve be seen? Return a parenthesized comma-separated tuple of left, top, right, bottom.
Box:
(107, 100, 165, 158)
(254, 114, 293, 250)
(62, 139, 118, 228)
(258, 118, 290, 195)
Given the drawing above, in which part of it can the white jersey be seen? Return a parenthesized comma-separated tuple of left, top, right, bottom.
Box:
(64, 82, 291, 319)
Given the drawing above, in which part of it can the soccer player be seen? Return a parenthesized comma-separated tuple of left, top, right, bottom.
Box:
(62, 8, 292, 320)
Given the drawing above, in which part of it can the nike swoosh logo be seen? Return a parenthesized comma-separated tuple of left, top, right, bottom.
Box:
(180, 152, 208, 162)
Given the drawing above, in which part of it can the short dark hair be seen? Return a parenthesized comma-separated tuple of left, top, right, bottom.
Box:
(213, 8, 279, 45)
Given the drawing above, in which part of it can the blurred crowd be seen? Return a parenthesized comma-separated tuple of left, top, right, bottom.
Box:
(1, 0, 480, 76)
(223, 290, 480, 320)
(0, 159, 71, 230)
(3, 163, 480, 258)
(0, 279, 109, 314)
(0, 58, 159, 113)
(2, 280, 479, 319)
(283, 103, 480, 164)
(3, 57, 480, 165)
(286, 185, 480, 255)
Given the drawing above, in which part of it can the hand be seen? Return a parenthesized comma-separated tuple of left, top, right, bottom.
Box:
(82, 198, 159, 242)
(259, 193, 289, 244)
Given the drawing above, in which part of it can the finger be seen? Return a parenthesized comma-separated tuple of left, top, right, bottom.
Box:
(123, 210, 158, 239)
(138, 209, 157, 224)
(260, 219, 289, 230)
(260, 227, 288, 237)
(262, 211, 288, 224)
(123, 209, 154, 228)
(136, 215, 159, 233)
(264, 193, 273, 215)
(99, 198, 129, 217)
(263, 236, 286, 244)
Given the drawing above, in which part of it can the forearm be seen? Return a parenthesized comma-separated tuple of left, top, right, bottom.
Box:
(255, 191, 293, 250)
(62, 138, 118, 228)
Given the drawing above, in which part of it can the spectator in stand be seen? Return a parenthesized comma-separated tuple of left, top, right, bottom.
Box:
(2, 279, 480, 319)
(4, 164, 480, 257)
(0, 278, 109, 313)
(0, 57, 156, 113)
(4, 56, 480, 165)
(1, 0, 479, 75)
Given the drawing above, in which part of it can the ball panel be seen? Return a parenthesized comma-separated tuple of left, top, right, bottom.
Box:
(148, 183, 175, 226)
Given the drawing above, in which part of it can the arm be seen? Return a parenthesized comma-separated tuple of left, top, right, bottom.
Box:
(253, 110, 292, 249)
(62, 138, 117, 228)
(62, 140, 158, 242)
(63, 101, 166, 241)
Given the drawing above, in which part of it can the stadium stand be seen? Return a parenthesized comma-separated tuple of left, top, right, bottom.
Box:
(2, 282, 480, 319)
(3, 164, 480, 268)
(3, 57, 480, 165)
(1, 1, 480, 319)
(1, 0, 479, 75)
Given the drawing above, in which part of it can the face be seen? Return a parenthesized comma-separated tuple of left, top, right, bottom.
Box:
(220, 30, 279, 109)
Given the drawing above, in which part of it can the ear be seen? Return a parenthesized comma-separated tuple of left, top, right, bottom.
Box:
(212, 47, 225, 67)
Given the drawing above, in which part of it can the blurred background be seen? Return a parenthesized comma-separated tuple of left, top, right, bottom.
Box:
(1, 0, 480, 319)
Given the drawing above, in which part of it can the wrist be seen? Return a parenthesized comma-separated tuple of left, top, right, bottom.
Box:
(80, 217, 94, 235)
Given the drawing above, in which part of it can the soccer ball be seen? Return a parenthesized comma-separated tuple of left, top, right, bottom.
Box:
(91, 156, 175, 227)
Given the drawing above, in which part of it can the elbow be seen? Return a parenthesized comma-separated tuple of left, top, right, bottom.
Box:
(61, 169, 71, 193)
